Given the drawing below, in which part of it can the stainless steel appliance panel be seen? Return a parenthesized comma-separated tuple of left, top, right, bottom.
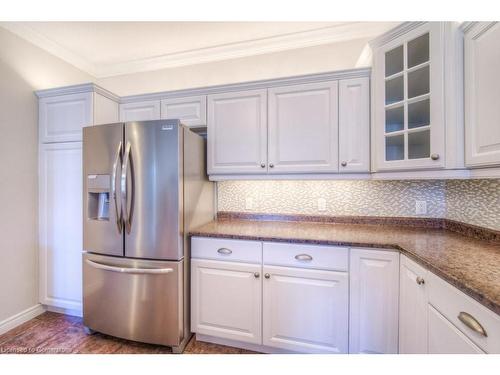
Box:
(83, 124, 124, 257)
(123, 120, 182, 260)
(83, 253, 183, 346)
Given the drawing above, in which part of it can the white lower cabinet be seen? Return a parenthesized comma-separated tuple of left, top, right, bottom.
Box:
(428, 305, 484, 354)
(399, 255, 429, 353)
(191, 258, 262, 344)
(39, 142, 83, 311)
(349, 248, 400, 354)
(262, 265, 348, 353)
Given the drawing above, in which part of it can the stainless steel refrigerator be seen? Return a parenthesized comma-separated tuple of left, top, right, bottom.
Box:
(82, 120, 214, 352)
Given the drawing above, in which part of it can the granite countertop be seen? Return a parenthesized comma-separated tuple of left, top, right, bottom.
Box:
(190, 217, 500, 315)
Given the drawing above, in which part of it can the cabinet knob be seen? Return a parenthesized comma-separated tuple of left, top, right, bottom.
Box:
(264, 273, 270, 279)
(430, 153, 440, 161)
(260, 163, 265, 168)
(269, 163, 274, 168)
(341, 161, 347, 167)
(416, 276, 425, 285)
(254, 272, 260, 278)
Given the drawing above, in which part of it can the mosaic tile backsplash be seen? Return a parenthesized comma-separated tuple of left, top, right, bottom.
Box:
(217, 179, 500, 231)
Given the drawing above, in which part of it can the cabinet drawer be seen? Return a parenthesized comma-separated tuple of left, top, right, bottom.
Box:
(428, 272, 500, 353)
(263, 242, 348, 271)
(191, 237, 262, 264)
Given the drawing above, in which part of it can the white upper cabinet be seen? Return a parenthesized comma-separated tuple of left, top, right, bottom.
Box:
(399, 255, 429, 353)
(119, 100, 161, 122)
(39, 92, 93, 143)
(464, 22, 500, 167)
(349, 248, 400, 354)
(339, 77, 370, 172)
(268, 81, 339, 173)
(93, 93, 119, 126)
(160, 96, 207, 127)
(207, 89, 268, 174)
(371, 22, 463, 172)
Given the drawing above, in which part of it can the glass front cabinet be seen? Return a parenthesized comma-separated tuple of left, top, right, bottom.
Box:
(371, 22, 463, 172)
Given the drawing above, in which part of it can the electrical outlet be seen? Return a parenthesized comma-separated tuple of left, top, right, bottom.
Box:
(317, 198, 326, 212)
(415, 200, 427, 215)
(245, 197, 253, 210)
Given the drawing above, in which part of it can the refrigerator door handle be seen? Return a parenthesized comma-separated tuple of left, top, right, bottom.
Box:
(111, 141, 123, 234)
(85, 259, 174, 275)
(121, 141, 133, 234)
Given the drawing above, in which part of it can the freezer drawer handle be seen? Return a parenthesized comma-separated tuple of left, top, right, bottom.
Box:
(85, 259, 174, 275)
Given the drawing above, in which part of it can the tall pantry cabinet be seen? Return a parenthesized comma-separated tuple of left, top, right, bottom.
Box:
(37, 84, 119, 314)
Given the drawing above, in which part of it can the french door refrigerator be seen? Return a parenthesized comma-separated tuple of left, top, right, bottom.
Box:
(82, 120, 214, 352)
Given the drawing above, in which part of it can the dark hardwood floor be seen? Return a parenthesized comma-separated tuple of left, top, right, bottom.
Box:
(0, 312, 257, 354)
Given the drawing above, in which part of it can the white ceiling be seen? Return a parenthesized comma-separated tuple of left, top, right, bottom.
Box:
(0, 22, 398, 78)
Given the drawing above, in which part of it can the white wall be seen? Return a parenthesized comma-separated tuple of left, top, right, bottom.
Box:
(0, 27, 92, 323)
(97, 37, 370, 96)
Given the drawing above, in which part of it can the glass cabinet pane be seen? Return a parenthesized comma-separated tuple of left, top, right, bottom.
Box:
(408, 130, 430, 159)
(385, 45, 404, 77)
(386, 135, 404, 161)
(385, 75, 404, 105)
(407, 33, 430, 68)
(385, 106, 404, 133)
(408, 65, 429, 99)
(408, 99, 430, 129)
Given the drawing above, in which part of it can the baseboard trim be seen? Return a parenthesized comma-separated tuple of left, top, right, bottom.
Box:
(0, 304, 46, 335)
(195, 333, 293, 354)
(45, 305, 83, 318)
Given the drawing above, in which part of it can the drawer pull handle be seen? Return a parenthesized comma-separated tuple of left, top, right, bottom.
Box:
(458, 312, 488, 337)
(295, 254, 313, 261)
(217, 248, 232, 255)
(416, 276, 425, 285)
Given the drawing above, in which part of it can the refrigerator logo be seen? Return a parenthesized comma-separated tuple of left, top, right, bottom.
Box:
(161, 125, 174, 131)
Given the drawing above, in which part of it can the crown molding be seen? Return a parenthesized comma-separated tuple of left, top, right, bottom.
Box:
(368, 21, 426, 48)
(35, 83, 119, 102)
(2, 22, 394, 79)
(119, 67, 371, 104)
(0, 22, 99, 76)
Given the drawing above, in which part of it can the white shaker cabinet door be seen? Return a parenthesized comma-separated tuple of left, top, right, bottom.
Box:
(191, 259, 262, 344)
(428, 305, 485, 354)
(339, 77, 370, 172)
(465, 22, 500, 167)
(119, 100, 160, 122)
(262, 265, 348, 353)
(160, 95, 206, 127)
(268, 81, 339, 173)
(39, 142, 83, 311)
(207, 89, 267, 174)
(39, 92, 93, 143)
(399, 255, 429, 353)
(349, 248, 400, 354)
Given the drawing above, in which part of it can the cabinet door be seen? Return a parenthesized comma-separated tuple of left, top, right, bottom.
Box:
(399, 255, 428, 353)
(39, 92, 93, 143)
(349, 248, 399, 354)
(191, 259, 262, 344)
(207, 90, 267, 174)
(39, 142, 83, 311)
(262, 265, 348, 353)
(339, 77, 370, 172)
(373, 22, 445, 171)
(465, 22, 500, 167)
(161, 96, 206, 127)
(119, 100, 160, 122)
(428, 305, 485, 354)
(268, 82, 339, 173)
(93, 93, 119, 126)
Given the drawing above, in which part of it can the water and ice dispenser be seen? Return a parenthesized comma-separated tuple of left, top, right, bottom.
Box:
(87, 174, 111, 221)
